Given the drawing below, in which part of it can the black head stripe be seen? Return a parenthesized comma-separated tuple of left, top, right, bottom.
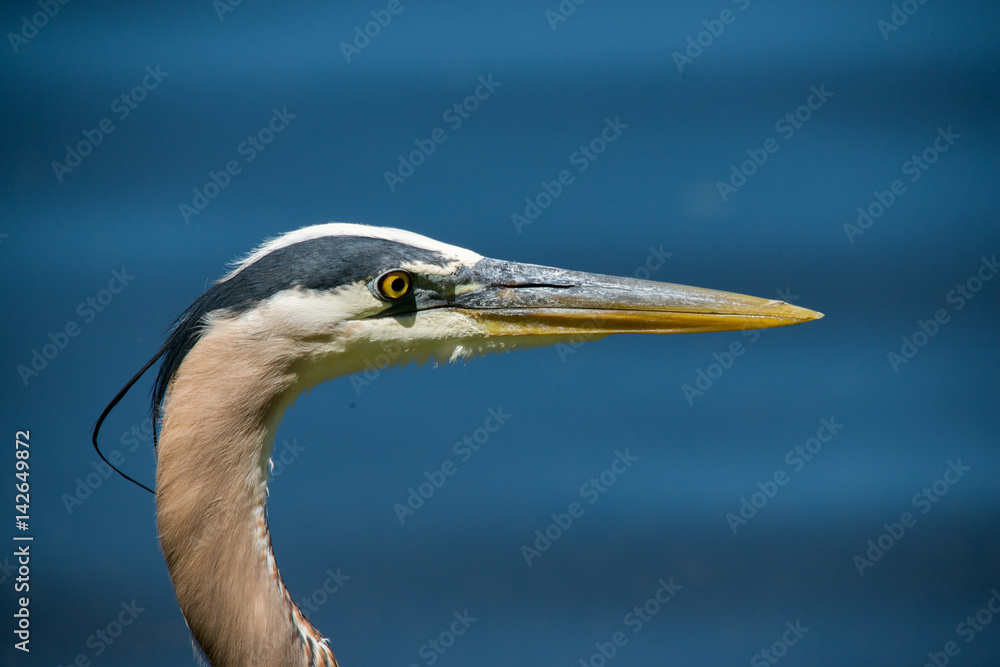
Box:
(151, 235, 452, 416)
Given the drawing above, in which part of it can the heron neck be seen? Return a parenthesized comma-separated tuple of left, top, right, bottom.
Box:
(154, 328, 338, 667)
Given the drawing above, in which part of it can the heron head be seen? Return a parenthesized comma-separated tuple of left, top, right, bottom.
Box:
(154, 223, 822, 404)
(134, 222, 822, 666)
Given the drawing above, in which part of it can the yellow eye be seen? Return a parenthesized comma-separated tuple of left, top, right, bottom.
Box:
(376, 270, 412, 300)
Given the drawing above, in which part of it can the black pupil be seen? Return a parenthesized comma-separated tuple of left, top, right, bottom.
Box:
(390, 276, 405, 293)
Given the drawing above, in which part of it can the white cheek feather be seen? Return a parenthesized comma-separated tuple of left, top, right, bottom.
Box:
(283, 309, 494, 390)
(244, 284, 386, 339)
(330, 310, 605, 372)
(222, 285, 491, 379)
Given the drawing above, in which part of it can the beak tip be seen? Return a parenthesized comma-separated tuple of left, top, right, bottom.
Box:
(789, 305, 824, 324)
(766, 301, 824, 326)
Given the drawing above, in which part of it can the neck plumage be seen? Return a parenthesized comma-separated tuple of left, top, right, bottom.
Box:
(155, 324, 339, 667)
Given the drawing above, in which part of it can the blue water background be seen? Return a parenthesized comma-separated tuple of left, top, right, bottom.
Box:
(1, 1, 998, 665)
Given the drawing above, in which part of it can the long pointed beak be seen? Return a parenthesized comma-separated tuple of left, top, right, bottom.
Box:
(447, 258, 823, 337)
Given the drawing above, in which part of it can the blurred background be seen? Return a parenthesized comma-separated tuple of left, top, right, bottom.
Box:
(2, 1, 999, 665)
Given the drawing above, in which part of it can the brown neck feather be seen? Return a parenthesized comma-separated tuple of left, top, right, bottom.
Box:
(155, 321, 338, 667)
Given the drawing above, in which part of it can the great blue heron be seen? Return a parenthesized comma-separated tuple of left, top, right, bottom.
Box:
(94, 223, 821, 666)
